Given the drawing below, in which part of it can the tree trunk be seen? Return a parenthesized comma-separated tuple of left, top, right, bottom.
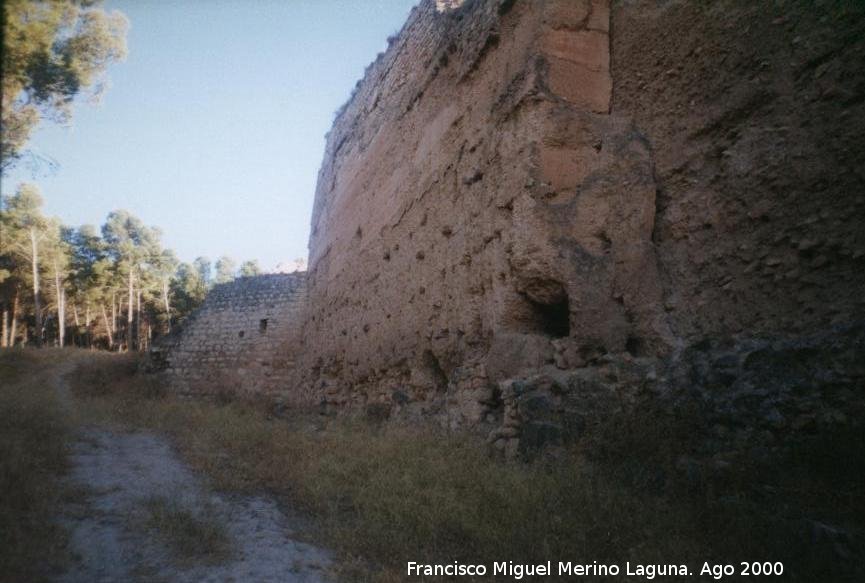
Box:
(111, 293, 118, 350)
(85, 305, 91, 348)
(53, 257, 65, 348)
(1, 306, 8, 348)
(30, 228, 42, 346)
(9, 291, 18, 347)
(60, 288, 66, 347)
(71, 303, 80, 347)
(136, 289, 142, 351)
(127, 269, 134, 351)
(162, 278, 171, 333)
(101, 304, 114, 349)
(117, 296, 124, 352)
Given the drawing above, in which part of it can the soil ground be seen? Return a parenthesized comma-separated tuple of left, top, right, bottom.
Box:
(3, 349, 862, 583)
(51, 356, 332, 583)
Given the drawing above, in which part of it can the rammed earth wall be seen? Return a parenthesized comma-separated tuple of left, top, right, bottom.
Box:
(293, 0, 864, 437)
(151, 274, 306, 397)
(298, 0, 672, 423)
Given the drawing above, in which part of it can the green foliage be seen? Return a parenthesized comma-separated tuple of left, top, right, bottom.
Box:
(1, 185, 47, 287)
(170, 262, 208, 323)
(66, 224, 107, 298)
(214, 256, 236, 284)
(1, 185, 264, 348)
(239, 260, 262, 278)
(102, 210, 160, 270)
(193, 257, 212, 287)
(1, 184, 52, 343)
(1, 0, 128, 171)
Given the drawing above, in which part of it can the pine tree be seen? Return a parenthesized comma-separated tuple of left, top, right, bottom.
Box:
(239, 260, 262, 277)
(2, 0, 128, 171)
(0, 184, 50, 345)
(214, 256, 237, 284)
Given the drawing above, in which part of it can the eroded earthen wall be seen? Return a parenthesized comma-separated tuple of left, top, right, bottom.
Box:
(611, 0, 865, 342)
(297, 0, 865, 433)
(148, 0, 865, 457)
(153, 274, 306, 397)
(299, 0, 671, 423)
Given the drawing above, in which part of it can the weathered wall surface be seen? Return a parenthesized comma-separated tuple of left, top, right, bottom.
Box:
(151, 274, 306, 398)
(611, 0, 865, 342)
(297, 0, 865, 439)
(144, 0, 865, 460)
(300, 0, 673, 423)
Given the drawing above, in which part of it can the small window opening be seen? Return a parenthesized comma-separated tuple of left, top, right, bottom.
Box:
(529, 296, 570, 338)
(259, 319, 268, 333)
(504, 280, 571, 338)
(238, 331, 245, 338)
(505, 281, 571, 338)
(625, 336, 644, 357)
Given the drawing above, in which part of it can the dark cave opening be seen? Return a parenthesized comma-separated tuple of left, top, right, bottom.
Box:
(528, 295, 570, 338)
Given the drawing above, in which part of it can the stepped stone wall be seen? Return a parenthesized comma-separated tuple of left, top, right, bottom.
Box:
(150, 274, 306, 397)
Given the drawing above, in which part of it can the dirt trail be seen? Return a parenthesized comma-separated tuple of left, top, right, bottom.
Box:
(52, 362, 332, 583)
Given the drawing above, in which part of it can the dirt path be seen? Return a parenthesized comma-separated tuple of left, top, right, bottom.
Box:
(53, 363, 333, 583)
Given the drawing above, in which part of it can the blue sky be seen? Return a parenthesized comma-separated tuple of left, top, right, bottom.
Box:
(2, 0, 418, 271)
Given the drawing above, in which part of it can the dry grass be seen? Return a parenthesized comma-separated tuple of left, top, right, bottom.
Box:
(140, 495, 232, 565)
(64, 352, 865, 582)
(0, 349, 72, 583)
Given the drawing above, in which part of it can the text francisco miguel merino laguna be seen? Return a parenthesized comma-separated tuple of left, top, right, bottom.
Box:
(407, 560, 784, 579)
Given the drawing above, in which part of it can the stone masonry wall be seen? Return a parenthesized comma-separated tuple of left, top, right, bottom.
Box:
(151, 274, 307, 398)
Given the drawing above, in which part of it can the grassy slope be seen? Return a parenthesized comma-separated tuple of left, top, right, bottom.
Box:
(1, 349, 861, 581)
(68, 353, 864, 582)
(0, 350, 73, 583)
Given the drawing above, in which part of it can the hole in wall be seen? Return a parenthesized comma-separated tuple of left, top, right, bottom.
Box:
(259, 319, 268, 333)
(625, 336, 644, 357)
(238, 331, 245, 338)
(528, 295, 570, 338)
(598, 231, 612, 252)
(505, 279, 571, 338)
